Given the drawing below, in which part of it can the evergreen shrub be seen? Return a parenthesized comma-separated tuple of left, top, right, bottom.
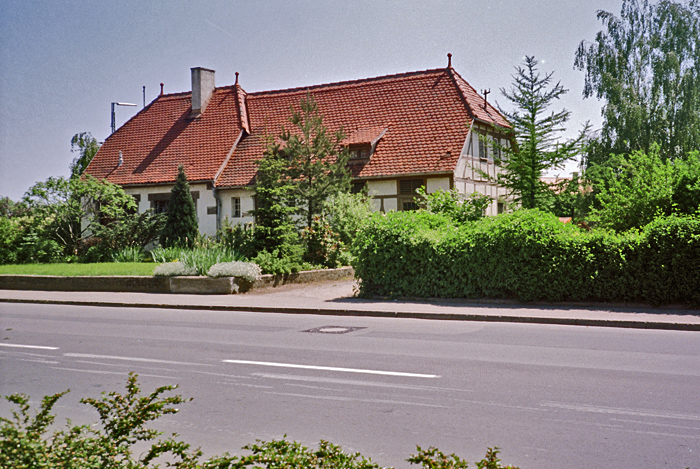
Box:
(352, 210, 700, 305)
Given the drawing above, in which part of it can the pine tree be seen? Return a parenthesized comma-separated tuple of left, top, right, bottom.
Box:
(160, 165, 198, 248)
(495, 56, 588, 210)
(280, 94, 351, 231)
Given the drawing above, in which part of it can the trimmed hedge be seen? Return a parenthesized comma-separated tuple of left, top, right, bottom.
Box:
(352, 210, 700, 305)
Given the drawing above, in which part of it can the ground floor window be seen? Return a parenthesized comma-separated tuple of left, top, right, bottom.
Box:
(398, 178, 425, 211)
(231, 197, 241, 218)
(149, 194, 170, 214)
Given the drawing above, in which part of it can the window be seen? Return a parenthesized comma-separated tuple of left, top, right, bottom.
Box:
(478, 135, 487, 160)
(231, 197, 241, 218)
(348, 145, 371, 160)
(398, 178, 425, 211)
(149, 193, 170, 214)
(492, 137, 501, 160)
(351, 181, 366, 194)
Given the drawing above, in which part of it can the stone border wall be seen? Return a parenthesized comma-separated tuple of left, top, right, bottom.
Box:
(0, 267, 354, 295)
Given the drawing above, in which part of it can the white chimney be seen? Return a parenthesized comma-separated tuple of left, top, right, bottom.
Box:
(190, 67, 215, 117)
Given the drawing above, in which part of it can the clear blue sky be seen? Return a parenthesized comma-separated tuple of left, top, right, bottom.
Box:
(0, 0, 622, 201)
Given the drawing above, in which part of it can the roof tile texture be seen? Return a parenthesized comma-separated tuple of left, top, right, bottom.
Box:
(85, 66, 509, 188)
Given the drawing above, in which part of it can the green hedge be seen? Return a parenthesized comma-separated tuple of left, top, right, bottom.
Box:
(352, 210, 700, 305)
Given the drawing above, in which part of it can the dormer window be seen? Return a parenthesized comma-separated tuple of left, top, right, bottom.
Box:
(348, 144, 371, 160)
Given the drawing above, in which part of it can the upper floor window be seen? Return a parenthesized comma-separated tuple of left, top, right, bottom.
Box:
(348, 144, 371, 160)
(492, 137, 501, 160)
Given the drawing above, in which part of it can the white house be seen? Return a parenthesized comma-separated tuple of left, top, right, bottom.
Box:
(85, 56, 511, 236)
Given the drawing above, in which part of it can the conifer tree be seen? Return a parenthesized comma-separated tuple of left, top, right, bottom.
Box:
(279, 94, 351, 231)
(160, 165, 198, 248)
(495, 56, 588, 210)
(251, 143, 298, 256)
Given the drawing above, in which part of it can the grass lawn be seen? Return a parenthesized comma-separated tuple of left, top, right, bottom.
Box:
(0, 263, 156, 276)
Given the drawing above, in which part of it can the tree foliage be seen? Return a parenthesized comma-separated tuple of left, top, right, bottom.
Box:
(276, 94, 351, 231)
(22, 175, 136, 256)
(589, 147, 700, 231)
(575, 0, 700, 163)
(70, 132, 101, 180)
(417, 187, 492, 224)
(160, 165, 199, 248)
(251, 140, 300, 260)
(495, 56, 588, 210)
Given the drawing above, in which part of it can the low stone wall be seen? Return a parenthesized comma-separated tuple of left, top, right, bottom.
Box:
(0, 267, 354, 295)
(252, 266, 354, 289)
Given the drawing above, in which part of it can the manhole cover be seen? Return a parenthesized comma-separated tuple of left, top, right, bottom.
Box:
(302, 326, 367, 334)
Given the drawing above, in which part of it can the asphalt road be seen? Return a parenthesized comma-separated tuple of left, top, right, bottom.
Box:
(1, 302, 699, 468)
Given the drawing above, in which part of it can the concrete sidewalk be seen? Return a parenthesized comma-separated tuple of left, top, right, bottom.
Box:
(2, 280, 699, 331)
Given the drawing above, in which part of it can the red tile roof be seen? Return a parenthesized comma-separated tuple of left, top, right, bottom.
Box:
(85, 65, 510, 189)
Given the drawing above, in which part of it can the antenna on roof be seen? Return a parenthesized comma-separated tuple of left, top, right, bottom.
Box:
(235, 72, 239, 85)
(143, 86, 146, 107)
(447, 53, 452, 68)
(481, 89, 490, 108)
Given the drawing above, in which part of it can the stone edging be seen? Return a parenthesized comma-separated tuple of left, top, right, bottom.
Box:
(0, 267, 354, 295)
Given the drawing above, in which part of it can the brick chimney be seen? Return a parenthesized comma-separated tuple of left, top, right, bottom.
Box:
(190, 67, 215, 117)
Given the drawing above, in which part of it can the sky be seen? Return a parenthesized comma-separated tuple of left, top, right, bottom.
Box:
(0, 0, 623, 201)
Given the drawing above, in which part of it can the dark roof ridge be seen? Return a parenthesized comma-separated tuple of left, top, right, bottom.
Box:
(247, 67, 450, 98)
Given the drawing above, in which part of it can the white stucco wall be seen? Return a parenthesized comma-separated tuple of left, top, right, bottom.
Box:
(217, 188, 255, 228)
(426, 177, 451, 193)
(123, 183, 219, 236)
(454, 126, 510, 216)
(367, 180, 396, 197)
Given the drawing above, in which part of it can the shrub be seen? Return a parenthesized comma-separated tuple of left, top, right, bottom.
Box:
(417, 187, 491, 224)
(352, 209, 700, 305)
(153, 261, 198, 277)
(218, 219, 257, 259)
(1, 374, 520, 469)
(207, 261, 261, 282)
(0, 217, 23, 264)
(301, 215, 347, 267)
(407, 445, 519, 469)
(322, 191, 375, 245)
(92, 210, 166, 255)
(252, 249, 303, 275)
(17, 230, 64, 264)
(0, 373, 201, 469)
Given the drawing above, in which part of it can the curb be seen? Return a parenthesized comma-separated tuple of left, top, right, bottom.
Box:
(2, 297, 698, 332)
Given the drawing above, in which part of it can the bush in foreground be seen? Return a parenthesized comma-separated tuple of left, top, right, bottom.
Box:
(0, 374, 519, 469)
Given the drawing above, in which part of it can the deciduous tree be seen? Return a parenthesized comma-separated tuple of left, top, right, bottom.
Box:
(70, 132, 101, 179)
(575, 0, 700, 163)
(22, 175, 136, 255)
